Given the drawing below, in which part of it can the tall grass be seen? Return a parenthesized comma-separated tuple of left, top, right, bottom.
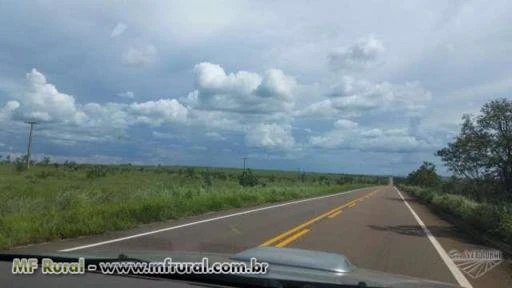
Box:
(398, 185, 512, 246)
(0, 164, 380, 249)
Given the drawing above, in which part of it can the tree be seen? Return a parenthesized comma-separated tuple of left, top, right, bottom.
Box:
(437, 98, 512, 194)
(407, 161, 440, 187)
(436, 115, 491, 180)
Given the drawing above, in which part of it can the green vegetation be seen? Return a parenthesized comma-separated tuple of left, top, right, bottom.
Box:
(437, 98, 512, 198)
(0, 162, 385, 249)
(398, 185, 512, 246)
(406, 161, 441, 188)
(399, 98, 512, 247)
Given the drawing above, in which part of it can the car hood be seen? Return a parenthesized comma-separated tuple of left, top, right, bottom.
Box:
(42, 247, 463, 288)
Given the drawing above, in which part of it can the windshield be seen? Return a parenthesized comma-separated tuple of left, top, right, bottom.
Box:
(0, 1, 511, 288)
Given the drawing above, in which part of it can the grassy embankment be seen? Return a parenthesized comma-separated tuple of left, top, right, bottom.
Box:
(398, 185, 512, 246)
(0, 163, 384, 249)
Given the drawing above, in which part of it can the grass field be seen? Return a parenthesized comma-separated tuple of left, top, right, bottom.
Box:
(0, 162, 385, 249)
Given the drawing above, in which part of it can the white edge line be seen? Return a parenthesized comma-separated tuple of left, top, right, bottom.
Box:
(59, 187, 370, 252)
(394, 187, 473, 288)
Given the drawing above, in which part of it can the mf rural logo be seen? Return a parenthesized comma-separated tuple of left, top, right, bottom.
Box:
(448, 249, 503, 279)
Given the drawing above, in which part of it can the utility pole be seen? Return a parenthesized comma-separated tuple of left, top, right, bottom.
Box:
(243, 157, 248, 171)
(25, 121, 39, 169)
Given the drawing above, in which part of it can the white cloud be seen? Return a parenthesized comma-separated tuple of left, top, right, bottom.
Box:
(187, 109, 244, 131)
(82, 102, 129, 129)
(309, 123, 434, 152)
(129, 99, 188, 125)
(194, 62, 261, 95)
(184, 62, 296, 114)
(0, 69, 195, 144)
(329, 35, 385, 71)
(110, 22, 127, 38)
(334, 119, 358, 129)
(300, 77, 431, 118)
(121, 45, 157, 66)
(13, 69, 86, 124)
(246, 123, 295, 150)
(296, 98, 340, 118)
(117, 90, 135, 99)
(360, 128, 383, 138)
(256, 69, 296, 100)
(309, 134, 345, 149)
(0, 100, 19, 121)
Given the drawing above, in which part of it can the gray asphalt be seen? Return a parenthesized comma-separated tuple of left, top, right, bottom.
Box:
(5, 186, 512, 287)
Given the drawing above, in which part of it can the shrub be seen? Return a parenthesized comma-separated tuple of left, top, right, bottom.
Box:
(399, 185, 512, 246)
(201, 170, 213, 188)
(239, 169, 259, 187)
(14, 156, 27, 172)
(86, 166, 108, 179)
(185, 167, 196, 178)
(35, 170, 54, 179)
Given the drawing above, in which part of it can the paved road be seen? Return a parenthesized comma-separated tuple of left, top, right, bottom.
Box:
(6, 186, 512, 287)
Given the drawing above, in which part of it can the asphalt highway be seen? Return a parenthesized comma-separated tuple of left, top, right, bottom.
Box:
(5, 186, 512, 287)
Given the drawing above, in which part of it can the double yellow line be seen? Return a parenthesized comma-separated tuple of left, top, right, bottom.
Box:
(260, 190, 378, 248)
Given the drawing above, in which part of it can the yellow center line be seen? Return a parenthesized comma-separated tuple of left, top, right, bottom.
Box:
(327, 210, 342, 218)
(259, 205, 342, 247)
(275, 229, 310, 248)
(259, 190, 377, 247)
(348, 202, 356, 208)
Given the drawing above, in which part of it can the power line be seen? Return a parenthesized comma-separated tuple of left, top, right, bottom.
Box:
(25, 121, 39, 169)
(243, 157, 248, 171)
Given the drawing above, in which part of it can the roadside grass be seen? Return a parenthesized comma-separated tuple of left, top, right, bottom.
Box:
(0, 164, 379, 249)
(398, 185, 512, 246)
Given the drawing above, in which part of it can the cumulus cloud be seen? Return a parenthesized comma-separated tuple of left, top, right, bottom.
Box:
(183, 62, 296, 114)
(129, 99, 188, 125)
(82, 102, 129, 129)
(121, 45, 157, 66)
(0, 68, 194, 145)
(0, 100, 20, 121)
(117, 90, 135, 99)
(329, 35, 384, 71)
(299, 76, 431, 117)
(110, 22, 127, 38)
(13, 69, 86, 124)
(256, 69, 296, 100)
(246, 123, 295, 149)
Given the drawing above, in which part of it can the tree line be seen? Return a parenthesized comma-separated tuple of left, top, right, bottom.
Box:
(406, 98, 512, 202)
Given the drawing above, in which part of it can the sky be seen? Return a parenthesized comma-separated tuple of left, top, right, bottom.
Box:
(1, 0, 511, 175)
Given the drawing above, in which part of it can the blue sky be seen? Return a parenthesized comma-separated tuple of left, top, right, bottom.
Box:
(1, 0, 511, 175)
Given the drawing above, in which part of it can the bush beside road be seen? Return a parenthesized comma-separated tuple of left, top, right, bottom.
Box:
(398, 185, 512, 247)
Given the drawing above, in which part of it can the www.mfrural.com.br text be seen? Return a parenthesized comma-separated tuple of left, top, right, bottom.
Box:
(11, 257, 269, 275)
